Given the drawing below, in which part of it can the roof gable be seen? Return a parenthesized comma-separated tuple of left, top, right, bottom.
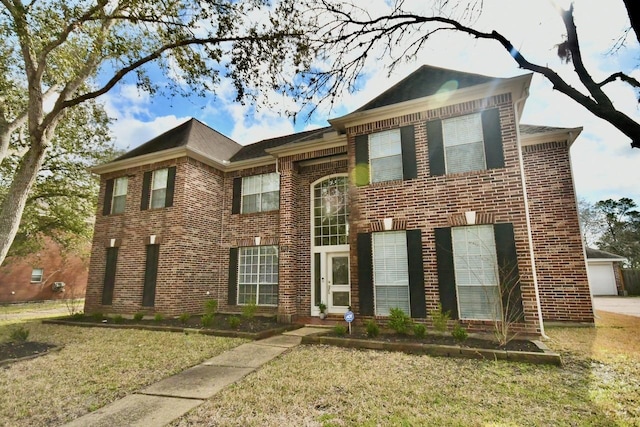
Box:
(357, 65, 498, 112)
(116, 118, 241, 162)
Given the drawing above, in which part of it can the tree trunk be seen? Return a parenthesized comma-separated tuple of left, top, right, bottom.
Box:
(622, 0, 640, 45)
(0, 141, 49, 266)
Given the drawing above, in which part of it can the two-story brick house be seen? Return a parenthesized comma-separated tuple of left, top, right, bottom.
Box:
(85, 65, 594, 336)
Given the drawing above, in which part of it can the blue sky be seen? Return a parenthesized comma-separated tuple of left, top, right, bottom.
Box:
(100, 0, 640, 205)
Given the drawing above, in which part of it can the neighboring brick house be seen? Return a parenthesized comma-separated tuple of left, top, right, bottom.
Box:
(85, 65, 594, 336)
(0, 236, 89, 303)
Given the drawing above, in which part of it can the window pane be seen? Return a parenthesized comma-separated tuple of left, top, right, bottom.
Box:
(112, 195, 126, 214)
(262, 173, 279, 192)
(152, 169, 168, 190)
(151, 188, 166, 209)
(332, 291, 350, 307)
(113, 177, 128, 196)
(242, 175, 261, 195)
(373, 232, 410, 316)
(371, 155, 403, 182)
(242, 194, 260, 214)
(443, 113, 486, 174)
(261, 191, 279, 211)
(457, 285, 501, 320)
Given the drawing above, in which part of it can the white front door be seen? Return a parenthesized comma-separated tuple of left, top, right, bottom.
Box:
(326, 252, 350, 313)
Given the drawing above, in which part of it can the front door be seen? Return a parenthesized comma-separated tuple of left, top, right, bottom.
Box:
(327, 252, 350, 313)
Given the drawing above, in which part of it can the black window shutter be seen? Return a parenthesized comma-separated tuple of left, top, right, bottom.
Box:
(357, 233, 374, 315)
(406, 229, 426, 318)
(231, 178, 242, 214)
(400, 125, 418, 180)
(494, 223, 524, 322)
(140, 171, 152, 210)
(101, 247, 119, 305)
(142, 244, 160, 307)
(228, 248, 238, 306)
(354, 134, 370, 186)
(165, 166, 176, 207)
(426, 119, 445, 176)
(482, 108, 505, 169)
(103, 179, 114, 216)
(435, 227, 458, 319)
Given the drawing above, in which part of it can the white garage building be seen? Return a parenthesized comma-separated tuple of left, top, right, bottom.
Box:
(586, 248, 626, 296)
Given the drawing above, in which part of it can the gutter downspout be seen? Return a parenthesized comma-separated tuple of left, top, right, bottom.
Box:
(514, 90, 548, 339)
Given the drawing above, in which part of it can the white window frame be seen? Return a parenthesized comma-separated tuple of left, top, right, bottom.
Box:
(111, 176, 128, 214)
(451, 225, 501, 321)
(372, 231, 410, 316)
(31, 268, 44, 283)
(237, 245, 279, 306)
(443, 112, 486, 174)
(150, 168, 168, 209)
(369, 129, 403, 183)
(241, 173, 280, 214)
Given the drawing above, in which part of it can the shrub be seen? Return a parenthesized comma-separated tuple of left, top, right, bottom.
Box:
(178, 312, 191, 325)
(133, 312, 144, 321)
(388, 308, 412, 335)
(70, 312, 84, 320)
(430, 303, 451, 333)
(365, 320, 380, 338)
(10, 326, 29, 342)
(201, 312, 215, 327)
(91, 312, 104, 322)
(333, 325, 347, 336)
(113, 315, 125, 324)
(241, 303, 257, 319)
(154, 313, 164, 322)
(413, 323, 427, 339)
(452, 323, 469, 343)
(204, 299, 218, 315)
(228, 316, 241, 328)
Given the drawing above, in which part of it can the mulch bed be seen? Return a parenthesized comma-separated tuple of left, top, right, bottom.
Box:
(58, 313, 288, 335)
(0, 341, 57, 365)
(326, 329, 542, 352)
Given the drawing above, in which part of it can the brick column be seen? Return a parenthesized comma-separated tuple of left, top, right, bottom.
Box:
(277, 159, 299, 323)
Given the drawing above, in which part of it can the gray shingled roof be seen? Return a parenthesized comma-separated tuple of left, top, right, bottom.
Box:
(356, 65, 498, 112)
(230, 126, 332, 162)
(116, 118, 241, 162)
(586, 247, 626, 260)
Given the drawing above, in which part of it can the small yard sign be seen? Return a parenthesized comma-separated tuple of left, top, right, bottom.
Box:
(344, 310, 354, 334)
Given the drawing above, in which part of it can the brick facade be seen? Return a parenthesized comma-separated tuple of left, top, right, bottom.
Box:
(84, 66, 594, 333)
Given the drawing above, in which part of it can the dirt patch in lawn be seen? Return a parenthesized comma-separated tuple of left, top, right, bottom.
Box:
(0, 341, 57, 365)
(325, 329, 541, 352)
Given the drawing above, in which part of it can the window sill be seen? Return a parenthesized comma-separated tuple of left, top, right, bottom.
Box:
(235, 209, 280, 216)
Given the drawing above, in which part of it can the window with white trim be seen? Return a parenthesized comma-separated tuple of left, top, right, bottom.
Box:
(372, 231, 410, 316)
(443, 113, 486, 174)
(452, 225, 501, 320)
(241, 173, 280, 214)
(31, 268, 44, 283)
(369, 129, 403, 183)
(238, 246, 278, 305)
(111, 177, 128, 214)
(150, 168, 168, 209)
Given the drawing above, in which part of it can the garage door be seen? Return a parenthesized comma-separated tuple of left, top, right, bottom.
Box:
(588, 263, 618, 295)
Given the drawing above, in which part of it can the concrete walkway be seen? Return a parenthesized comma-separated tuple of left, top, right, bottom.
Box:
(63, 327, 326, 427)
(593, 296, 640, 318)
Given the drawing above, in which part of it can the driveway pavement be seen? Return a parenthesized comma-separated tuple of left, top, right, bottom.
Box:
(592, 296, 640, 318)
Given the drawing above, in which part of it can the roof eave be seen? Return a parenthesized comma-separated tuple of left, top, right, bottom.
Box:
(265, 133, 347, 157)
(91, 147, 188, 175)
(521, 127, 583, 147)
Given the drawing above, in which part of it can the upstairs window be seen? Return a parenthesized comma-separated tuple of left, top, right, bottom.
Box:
(111, 177, 128, 214)
(232, 173, 280, 214)
(150, 168, 169, 209)
(141, 167, 176, 210)
(369, 129, 403, 183)
(443, 113, 486, 174)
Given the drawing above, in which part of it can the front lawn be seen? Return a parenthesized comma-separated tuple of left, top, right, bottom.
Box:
(0, 322, 247, 426)
(172, 311, 640, 426)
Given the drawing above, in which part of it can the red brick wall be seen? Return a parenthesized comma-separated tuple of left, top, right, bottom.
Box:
(523, 141, 594, 323)
(346, 94, 543, 335)
(0, 237, 88, 303)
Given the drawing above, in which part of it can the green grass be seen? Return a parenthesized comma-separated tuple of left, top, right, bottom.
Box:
(0, 300, 76, 315)
(0, 322, 247, 426)
(172, 311, 640, 426)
